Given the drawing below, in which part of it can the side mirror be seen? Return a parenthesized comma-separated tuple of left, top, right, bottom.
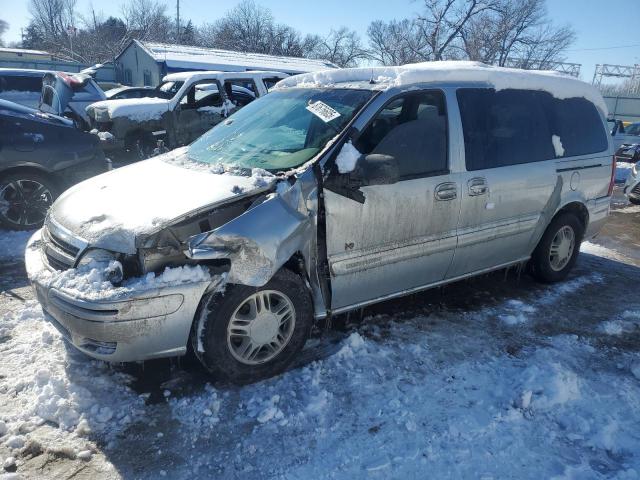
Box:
(355, 153, 400, 186)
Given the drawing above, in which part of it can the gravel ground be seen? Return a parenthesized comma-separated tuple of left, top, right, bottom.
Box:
(0, 187, 639, 479)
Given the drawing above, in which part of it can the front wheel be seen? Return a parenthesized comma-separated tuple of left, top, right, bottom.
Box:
(628, 196, 640, 206)
(192, 269, 313, 383)
(0, 172, 58, 230)
(529, 212, 583, 283)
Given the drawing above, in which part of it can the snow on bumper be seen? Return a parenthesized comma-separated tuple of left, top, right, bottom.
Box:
(25, 230, 211, 362)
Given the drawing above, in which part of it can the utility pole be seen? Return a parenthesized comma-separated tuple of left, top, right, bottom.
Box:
(176, 0, 180, 44)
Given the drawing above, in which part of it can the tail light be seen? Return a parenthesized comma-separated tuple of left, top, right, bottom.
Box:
(57, 71, 89, 89)
(608, 155, 616, 196)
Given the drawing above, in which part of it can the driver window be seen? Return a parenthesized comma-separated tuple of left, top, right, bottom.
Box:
(355, 91, 448, 178)
(223, 79, 258, 107)
(180, 81, 223, 109)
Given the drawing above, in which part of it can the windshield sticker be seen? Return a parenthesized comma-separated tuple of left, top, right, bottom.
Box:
(306, 101, 341, 123)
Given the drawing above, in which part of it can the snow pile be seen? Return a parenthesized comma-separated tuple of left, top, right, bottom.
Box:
(277, 61, 608, 114)
(89, 97, 170, 122)
(169, 383, 223, 429)
(34, 260, 212, 301)
(0, 301, 145, 456)
(0, 230, 33, 261)
(552, 135, 565, 157)
(497, 299, 537, 326)
(600, 310, 640, 336)
(335, 141, 362, 173)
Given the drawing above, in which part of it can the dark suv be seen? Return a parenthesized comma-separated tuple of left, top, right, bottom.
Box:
(0, 100, 108, 230)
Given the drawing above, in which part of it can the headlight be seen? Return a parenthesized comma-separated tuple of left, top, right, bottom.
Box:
(78, 249, 124, 285)
(633, 162, 638, 177)
(78, 248, 116, 267)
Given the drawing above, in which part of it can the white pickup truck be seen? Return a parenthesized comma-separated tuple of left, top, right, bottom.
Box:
(86, 70, 287, 157)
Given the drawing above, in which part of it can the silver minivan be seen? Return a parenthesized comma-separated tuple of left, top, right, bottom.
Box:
(26, 62, 614, 382)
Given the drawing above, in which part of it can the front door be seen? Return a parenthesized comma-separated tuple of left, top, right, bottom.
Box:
(447, 88, 557, 278)
(174, 81, 229, 145)
(324, 90, 460, 310)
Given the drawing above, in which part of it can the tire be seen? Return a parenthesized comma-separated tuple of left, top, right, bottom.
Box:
(0, 171, 58, 230)
(629, 197, 640, 205)
(191, 269, 314, 383)
(126, 132, 156, 160)
(529, 212, 583, 283)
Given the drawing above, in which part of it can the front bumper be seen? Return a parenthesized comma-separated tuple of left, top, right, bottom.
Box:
(26, 230, 210, 363)
(624, 170, 640, 200)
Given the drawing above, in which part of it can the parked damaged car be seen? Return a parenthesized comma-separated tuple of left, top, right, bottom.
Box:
(0, 99, 108, 230)
(0, 68, 106, 129)
(623, 155, 640, 205)
(85, 70, 287, 158)
(26, 62, 614, 382)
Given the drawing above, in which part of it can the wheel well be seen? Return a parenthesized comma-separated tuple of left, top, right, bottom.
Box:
(282, 252, 308, 280)
(0, 166, 59, 188)
(556, 202, 588, 232)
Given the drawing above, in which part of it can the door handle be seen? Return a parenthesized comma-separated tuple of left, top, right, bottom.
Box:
(468, 177, 488, 196)
(435, 182, 457, 201)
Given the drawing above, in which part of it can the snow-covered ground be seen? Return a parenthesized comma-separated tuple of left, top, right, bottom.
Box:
(0, 230, 33, 262)
(1, 203, 640, 479)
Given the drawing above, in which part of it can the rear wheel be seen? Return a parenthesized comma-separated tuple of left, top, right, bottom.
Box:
(0, 172, 58, 230)
(126, 132, 156, 160)
(192, 269, 313, 383)
(529, 212, 583, 283)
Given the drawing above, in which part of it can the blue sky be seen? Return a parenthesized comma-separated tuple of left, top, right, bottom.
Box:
(3, 0, 639, 80)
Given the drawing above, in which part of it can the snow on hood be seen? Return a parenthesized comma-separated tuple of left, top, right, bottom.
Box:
(87, 97, 170, 121)
(49, 148, 276, 254)
(276, 61, 608, 114)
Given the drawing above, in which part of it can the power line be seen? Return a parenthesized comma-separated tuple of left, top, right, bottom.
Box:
(567, 43, 640, 52)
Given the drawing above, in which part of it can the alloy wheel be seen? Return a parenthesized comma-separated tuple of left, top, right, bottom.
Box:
(549, 225, 575, 272)
(226, 290, 296, 365)
(0, 179, 53, 228)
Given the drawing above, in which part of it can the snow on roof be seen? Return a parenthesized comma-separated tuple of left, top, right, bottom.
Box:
(162, 70, 287, 82)
(276, 61, 608, 114)
(0, 47, 52, 56)
(136, 41, 337, 74)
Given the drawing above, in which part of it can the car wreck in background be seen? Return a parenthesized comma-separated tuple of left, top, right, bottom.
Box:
(25, 62, 613, 383)
(85, 70, 287, 158)
(0, 99, 108, 230)
(0, 68, 106, 129)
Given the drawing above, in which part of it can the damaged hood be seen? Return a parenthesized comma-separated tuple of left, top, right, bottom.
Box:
(86, 97, 170, 122)
(49, 150, 274, 254)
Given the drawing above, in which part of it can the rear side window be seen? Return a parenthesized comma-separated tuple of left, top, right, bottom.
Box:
(0, 75, 42, 93)
(541, 95, 608, 157)
(456, 88, 554, 171)
(73, 80, 104, 102)
(356, 90, 448, 178)
(458, 88, 608, 171)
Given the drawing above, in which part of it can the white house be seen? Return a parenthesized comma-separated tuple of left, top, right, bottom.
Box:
(115, 40, 337, 87)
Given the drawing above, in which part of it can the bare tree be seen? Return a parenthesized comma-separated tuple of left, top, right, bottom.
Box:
(367, 0, 574, 68)
(304, 27, 366, 67)
(367, 0, 494, 65)
(25, 0, 79, 58)
(367, 19, 428, 66)
(416, 0, 496, 60)
(199, 0, 275, 53)
(462, 0, 574, 68)
(0, 20, 8, 47)
(121, 0, 172, 43)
